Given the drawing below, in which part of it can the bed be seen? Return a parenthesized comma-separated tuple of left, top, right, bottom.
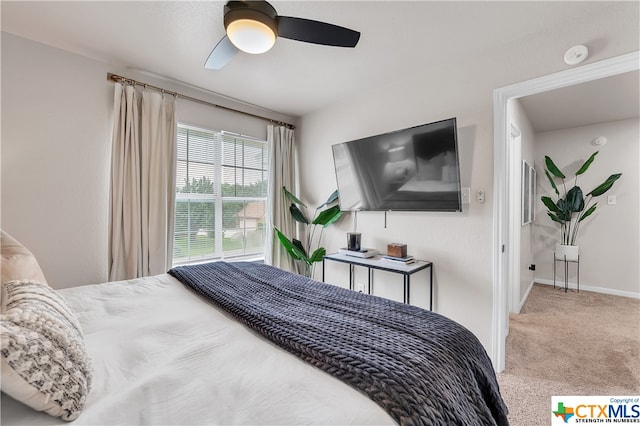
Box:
(1, 231, 509, 425)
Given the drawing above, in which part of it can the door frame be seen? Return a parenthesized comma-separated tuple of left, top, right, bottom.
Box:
(508, 122, 522, 316)
(491, 51, 639, 372)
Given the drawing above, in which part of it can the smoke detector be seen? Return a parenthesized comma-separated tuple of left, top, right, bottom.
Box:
(591, 136, 607, 146)
(564, 45, 589, 65)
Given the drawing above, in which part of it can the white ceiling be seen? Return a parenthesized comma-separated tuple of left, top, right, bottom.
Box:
(2, 1, 639, 124)
(518, 70, 640, 133)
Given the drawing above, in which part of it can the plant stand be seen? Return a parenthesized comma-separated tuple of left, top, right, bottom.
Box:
(553, 252, 580, 293)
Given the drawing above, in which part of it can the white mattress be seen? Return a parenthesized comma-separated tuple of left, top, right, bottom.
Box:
(1, 273, 393, 425)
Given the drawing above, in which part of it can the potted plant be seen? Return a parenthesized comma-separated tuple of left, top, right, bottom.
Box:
(274, 187, 343, 278)
(541, 151, 622, 260)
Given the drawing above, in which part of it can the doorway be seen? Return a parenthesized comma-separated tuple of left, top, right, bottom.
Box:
(491, 51, 639, 372)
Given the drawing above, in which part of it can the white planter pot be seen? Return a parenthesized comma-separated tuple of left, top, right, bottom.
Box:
(555, 244, 579, 261)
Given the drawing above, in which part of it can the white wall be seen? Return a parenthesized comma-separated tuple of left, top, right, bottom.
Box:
(508, 99, 537, 311)
(1, 33, 295, 288)
(534, 118, 640, 296)
(298, 58, 505, 349)
(2, 33, 112, 288)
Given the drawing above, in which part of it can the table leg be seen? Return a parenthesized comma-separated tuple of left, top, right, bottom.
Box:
(349, 264, 354, 291)
(429, 264, 433, 311)
(403, 275, 410, 304)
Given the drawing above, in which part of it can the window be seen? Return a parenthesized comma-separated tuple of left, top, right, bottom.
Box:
(173, 124, 268, 265)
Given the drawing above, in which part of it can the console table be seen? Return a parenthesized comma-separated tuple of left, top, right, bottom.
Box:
(322, 253, 434, 310)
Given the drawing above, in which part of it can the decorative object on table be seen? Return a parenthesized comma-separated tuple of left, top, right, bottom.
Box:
(338, 248, 378, 258)
(381, 255, 415, 265)
(347, 232, 361, 251)
(274, 187, 343, 278)
(541, 151, 622, 261)
(387, 243, 407, 258)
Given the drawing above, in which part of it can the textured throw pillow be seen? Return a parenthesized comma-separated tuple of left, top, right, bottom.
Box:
(0, 280, 92, 421)
(1, 230, 48, 313)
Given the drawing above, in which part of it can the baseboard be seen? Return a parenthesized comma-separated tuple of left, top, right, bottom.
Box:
(516, 280, 536, 312)
(534, 278, 640, 299)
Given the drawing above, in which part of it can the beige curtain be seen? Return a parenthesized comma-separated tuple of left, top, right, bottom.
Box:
(265, 125, 297, 271)
(108, 83, 177, 281)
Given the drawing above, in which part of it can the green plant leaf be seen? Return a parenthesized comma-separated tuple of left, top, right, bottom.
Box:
(547, 212, 567, 224)
(547, 212, 565, 224)
(575, 151, 598, 176)
(324, 190, 339, 205)
(556, 198, 568, 214)
(289, 203, 310, 224)
(565, 186, 584, 212)
(315, 189, 340, 210)
(553, 198, 571, 221)
(308, 247, 326, 263)
(544, 170, 559, 196)
(282, 186, 306, 208)
(292, 238, 308, 258)
(548, 212, 563, 224)
(277, 188, 343, 275)
(578, 203, 598, 222)
(545, 156, 565, 179)
(323, 209, 344, 227)
(587, 173, 622, 197)
(274, 227, 306, 261)
(541, 196, 560, 213)
(312, 205, 342, 226)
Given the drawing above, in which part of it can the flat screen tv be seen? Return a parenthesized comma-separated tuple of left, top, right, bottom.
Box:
(331, 117, 462, 212)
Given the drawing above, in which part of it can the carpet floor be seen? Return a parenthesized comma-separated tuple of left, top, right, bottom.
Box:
(497, 283, 640, 426)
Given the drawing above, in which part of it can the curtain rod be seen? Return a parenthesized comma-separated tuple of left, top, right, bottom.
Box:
(106, 73, 295, 130)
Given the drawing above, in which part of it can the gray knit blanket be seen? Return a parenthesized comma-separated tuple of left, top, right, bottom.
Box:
(169, 262, 509, 426)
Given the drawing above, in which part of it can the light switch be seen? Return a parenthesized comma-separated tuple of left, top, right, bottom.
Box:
(607, 195, 616, 205)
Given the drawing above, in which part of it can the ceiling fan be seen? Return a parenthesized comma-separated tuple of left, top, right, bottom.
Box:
(205, 0, 361, 70)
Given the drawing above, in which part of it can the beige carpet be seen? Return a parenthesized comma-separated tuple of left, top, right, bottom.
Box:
(497, 283, 640, 426)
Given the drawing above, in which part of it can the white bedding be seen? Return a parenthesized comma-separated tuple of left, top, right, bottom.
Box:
(1, 273, 393, 425)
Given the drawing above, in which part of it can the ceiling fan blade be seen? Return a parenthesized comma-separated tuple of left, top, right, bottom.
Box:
(277, 16, 360, 48)
(204, 35, 239, 70)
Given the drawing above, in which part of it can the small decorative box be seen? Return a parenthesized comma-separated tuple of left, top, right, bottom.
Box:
(387, 243, 407, 258)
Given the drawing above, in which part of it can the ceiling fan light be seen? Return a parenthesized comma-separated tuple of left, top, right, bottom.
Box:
(227, 19, 276, 54)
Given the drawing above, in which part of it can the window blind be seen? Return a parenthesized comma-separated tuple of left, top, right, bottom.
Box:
(174, 124, 268, 265)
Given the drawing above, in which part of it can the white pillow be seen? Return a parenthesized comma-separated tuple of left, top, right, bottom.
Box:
(0, 280, 92, 421)
(1, 230, 48, 313)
